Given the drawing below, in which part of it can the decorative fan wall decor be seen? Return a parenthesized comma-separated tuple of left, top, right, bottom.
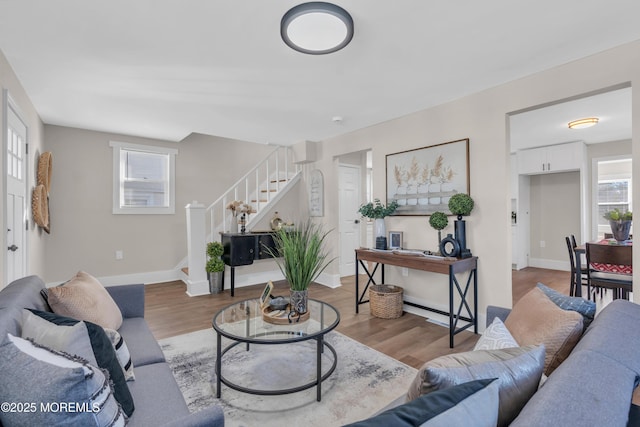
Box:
(32, 151, 52, 233)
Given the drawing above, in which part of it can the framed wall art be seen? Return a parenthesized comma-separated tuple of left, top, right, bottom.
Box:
(309, 169, 324, 217)
(386, 138, 469, 216)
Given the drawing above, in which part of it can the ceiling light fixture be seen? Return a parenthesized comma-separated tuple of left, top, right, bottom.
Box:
(568, 117, 599, 129)
(281, 2, 354, 55)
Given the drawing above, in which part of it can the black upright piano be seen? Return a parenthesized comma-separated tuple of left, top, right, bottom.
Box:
(220, 232, 278, 296)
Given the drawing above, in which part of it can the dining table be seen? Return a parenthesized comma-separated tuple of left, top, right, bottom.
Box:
(573, 238, 632, 298)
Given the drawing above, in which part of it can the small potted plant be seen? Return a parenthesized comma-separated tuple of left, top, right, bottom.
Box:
(358, 198, 399, 249)
(206, 241, 225, 294)
(448, 193, 475, 258)
(429, 211, 449, 247)
(603, 209, 632, 242)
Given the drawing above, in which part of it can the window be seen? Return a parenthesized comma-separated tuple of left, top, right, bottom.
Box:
(110, 141, 177, 214)
(597, 179, 631, 226)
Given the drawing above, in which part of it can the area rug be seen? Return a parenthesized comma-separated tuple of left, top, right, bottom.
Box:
(159, 328, 417, 426)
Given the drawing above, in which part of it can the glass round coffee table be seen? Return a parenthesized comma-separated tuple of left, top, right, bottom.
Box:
(212, 298, 340, 401)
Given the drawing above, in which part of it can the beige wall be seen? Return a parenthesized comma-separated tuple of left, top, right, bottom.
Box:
(312, 39, 640, 316)
(43, 126, 274, 283)
(0, 49, 46, 286)
(529, 171, 580, 261)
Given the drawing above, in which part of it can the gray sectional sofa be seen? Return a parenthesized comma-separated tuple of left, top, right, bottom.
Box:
(492, 299, 640, 426)
(0, 275, 224, 427)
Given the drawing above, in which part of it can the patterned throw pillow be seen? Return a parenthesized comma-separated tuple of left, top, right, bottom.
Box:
(407, 345, 545, 427)
(47, 271, 123, 330)
(474, 317, 518, 351)
(0, 334, 125, 427)
(536, 282, 596, 329)
(104, 328, 135, 381)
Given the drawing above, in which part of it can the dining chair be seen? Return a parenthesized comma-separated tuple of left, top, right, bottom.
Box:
(565, 236, 588, 297)
(586, 242, 633, 300)
(572, 234, 604, 300)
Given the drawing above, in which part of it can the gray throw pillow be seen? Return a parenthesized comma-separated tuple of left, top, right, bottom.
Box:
(0, 334, 125, 427)
(20, 309, 99, 366)
(345, 378, 499, 427)
(407, 345, 545, 427)
(104, 328, 135, 381)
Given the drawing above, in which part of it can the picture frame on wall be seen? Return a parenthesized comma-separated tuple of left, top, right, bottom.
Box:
(386, 138, 470, 216)
(388, 231, 403, 250)
(309, 169, 324, 217)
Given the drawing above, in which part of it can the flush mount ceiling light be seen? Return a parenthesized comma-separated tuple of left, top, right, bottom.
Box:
(281, 2, 354, 55)
(568, 117, 599, 129)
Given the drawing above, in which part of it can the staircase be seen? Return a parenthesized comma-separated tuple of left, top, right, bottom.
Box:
(181, 146, 301, 294)
(205, 145, 301, 238)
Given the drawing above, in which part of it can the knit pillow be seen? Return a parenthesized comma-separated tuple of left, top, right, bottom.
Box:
(47, 271, 123, 330)
(505, 287, 583, 375)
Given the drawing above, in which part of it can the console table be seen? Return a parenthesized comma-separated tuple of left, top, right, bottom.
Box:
(220, 232, 277, 296)
(355, 248, 478, 348)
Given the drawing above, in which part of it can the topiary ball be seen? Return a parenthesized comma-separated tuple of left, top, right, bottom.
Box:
(448, 193, 474, 218)
(429, 211, 448, 230)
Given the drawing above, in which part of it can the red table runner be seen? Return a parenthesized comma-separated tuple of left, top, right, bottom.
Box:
(591, 239, 632, 274)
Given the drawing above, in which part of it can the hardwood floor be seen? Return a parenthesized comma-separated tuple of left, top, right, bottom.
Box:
(144, 267, 571, 370)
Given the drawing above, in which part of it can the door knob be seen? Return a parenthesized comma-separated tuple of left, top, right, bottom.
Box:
(8, 244, 18, 252)
(354, 219, 360, 224)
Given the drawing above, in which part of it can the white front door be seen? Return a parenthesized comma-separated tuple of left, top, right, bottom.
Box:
(5, 95, 28, 284)
(339, 164, 361, 277)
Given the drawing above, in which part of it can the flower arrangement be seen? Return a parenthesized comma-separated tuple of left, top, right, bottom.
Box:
(603, 208, 632, 221)
(358, 198, 399, 219)
(226, 200, 256, 217)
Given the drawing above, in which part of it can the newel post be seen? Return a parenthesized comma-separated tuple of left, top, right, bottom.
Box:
(185, 201, 209, 296)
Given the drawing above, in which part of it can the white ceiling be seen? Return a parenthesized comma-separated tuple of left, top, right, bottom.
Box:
(0, 1, 638, 145)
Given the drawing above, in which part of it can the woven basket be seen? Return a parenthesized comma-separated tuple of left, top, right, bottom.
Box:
(369, 284, 403, 319)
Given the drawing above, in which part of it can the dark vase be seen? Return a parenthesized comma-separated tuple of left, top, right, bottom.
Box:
(454, 218, 472, 258)
(609, 220, 632, 242)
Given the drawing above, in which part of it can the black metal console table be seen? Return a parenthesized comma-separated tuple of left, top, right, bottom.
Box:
(220, 232, 278, 296)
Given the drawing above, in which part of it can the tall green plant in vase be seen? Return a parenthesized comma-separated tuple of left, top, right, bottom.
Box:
(268, 220, 333, 314)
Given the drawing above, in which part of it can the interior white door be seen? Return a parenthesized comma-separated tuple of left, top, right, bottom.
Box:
(5, 99, 28, 284)
(339, 164, 361, 277)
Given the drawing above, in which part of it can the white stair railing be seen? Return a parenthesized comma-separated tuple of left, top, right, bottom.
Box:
(205, 146, 301, 241)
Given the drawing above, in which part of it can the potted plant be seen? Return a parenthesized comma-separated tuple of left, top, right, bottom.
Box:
(429, 211, 449, 248)
(268, 220, 333, 314)
(358, 198, 399, 249)
(206, 241, 225, 294)
(448, 193, 475, 258)
(603, 209, 632, 242)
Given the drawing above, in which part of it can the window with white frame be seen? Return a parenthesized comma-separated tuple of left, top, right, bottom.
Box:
(110, 141, 177, 214)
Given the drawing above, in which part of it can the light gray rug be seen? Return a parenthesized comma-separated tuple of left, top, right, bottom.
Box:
(159, 328, 417, 427)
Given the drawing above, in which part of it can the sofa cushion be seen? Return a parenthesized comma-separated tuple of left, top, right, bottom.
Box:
(125, 362, 191, 427)
(104, 328, 135, 381)
(473, 317, 518, 351)
(536, 282, 595, 329)
(117, 317, 166, 366)
(47, 271, 123, 330)
(345, 378, 499, 427)
(0, 307, 25, 337)
(21, 309, 98, 366)
(0, 334, 125, 427)
(0, 275, 49, 311)
(407, 345, 545, 427)
(510, 349, 637, 427)
(505, 286, 583, 375)
(28, 309, 135, 417)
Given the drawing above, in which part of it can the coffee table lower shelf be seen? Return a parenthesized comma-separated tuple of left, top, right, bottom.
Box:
(215, 335, 338, 402)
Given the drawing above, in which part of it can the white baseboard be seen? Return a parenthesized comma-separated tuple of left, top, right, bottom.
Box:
(529, 258, 570, 271)
(225, 269, 342, 290)
(46, 269, 184, 288)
